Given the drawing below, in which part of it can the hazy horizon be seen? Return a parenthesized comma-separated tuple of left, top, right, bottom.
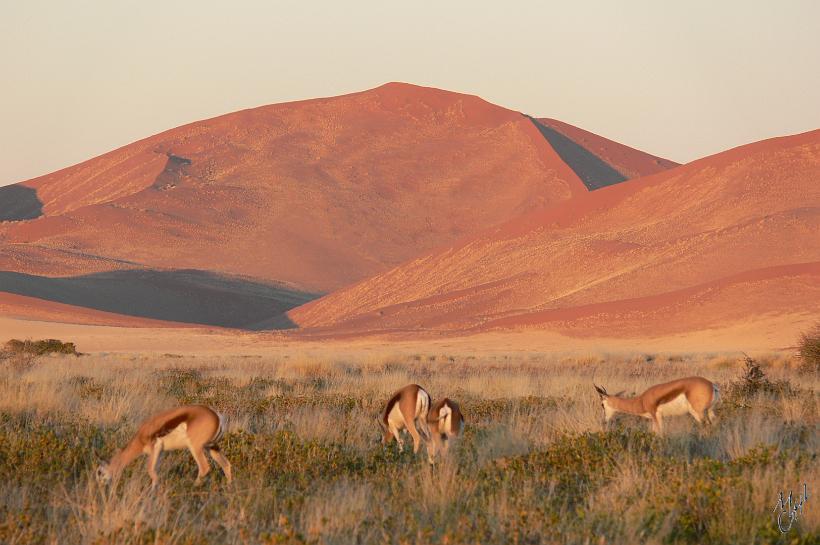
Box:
(2, 0, 819, 187)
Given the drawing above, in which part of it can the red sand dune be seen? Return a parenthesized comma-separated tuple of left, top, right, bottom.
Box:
(289, 129, 820, 339)
(0, 83, 673, 294)
(481, 262, 820, 338)
(4, 82, 814, 346)
(0, 83, 679, 329)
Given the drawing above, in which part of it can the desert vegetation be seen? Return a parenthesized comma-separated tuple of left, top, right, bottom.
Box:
(0, 346, 816, 544)
(5, 338, 78, 356)
(799, 322, 820, 373)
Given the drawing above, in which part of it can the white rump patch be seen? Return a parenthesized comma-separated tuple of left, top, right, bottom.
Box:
(210, 412, 226, 445)
(416, 390, 430, 418)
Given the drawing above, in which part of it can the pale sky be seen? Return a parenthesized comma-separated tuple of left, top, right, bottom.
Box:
(1, 1, 819, 186)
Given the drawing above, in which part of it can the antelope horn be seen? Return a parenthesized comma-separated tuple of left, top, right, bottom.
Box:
(592, 366, 607, 396)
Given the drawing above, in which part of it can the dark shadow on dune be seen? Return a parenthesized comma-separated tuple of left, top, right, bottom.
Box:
(0, 269, 319, 330)
(153, 154, 192, 190)
(526, 116, 628, 190)
(0, 185, 43, 221)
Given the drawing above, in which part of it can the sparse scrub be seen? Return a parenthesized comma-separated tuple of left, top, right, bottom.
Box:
(798, 322, 820, 373)
(726, 354, 798, 404)
(4, 338, 79, 356)
(0, 349, 816, 544)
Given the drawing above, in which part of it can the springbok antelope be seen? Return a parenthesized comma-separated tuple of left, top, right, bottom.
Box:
(427, 398, 465, 461)
(379, 384, 432, 456)
(594, 376, 719, 434)
(95, 404, 232, 488)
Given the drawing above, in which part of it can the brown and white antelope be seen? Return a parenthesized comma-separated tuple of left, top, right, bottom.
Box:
(594, 376, 719, 434)
(379, 384, 432, 456)
(95, 404, 232, 488)
(427, 398, 465, 461)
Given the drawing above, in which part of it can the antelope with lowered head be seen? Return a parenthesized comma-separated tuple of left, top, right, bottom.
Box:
(594, 376, 719, 434)
(379, 384, 432, 456)
(427, 398, 465, 462)
(95, 404, 232, 488)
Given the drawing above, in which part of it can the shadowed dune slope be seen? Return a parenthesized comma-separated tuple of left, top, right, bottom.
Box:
(529, 118, 628, 189)
(0, 185, 43, 221)
(289, 129, 820, 338)
(0, 83, 677, 296)
(0, 269, 315, 329)
(536, 118, 679, 181)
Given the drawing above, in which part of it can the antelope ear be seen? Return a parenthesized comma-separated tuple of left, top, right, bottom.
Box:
(594, 385, 608, 398)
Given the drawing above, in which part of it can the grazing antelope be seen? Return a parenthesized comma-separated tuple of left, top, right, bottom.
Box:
(594, 376, 719, 434)
(379, 384, 432, 456)
(427, 398, 465, 462)
(95, 405, 232, 488)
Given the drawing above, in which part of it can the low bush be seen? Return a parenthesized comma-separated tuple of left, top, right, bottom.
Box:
(4, 338, 79, 356)
(726, 354, 796, 401)
(798, 322, 820, 373)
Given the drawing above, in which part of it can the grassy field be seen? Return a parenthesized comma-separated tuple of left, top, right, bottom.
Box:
(0, 347, 816, 544)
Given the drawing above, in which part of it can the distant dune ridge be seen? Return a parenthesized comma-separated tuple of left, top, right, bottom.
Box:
(289, 128, 820, 342)
(1, 82, 816, 346)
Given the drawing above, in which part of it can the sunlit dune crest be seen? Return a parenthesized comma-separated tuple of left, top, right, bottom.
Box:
(1, 85, 817, 349)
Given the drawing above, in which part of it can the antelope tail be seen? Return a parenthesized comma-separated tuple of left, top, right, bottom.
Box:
(712, 384, 721, 407)
(209, 411, 227, 446)
(417, 390, 432, 441)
